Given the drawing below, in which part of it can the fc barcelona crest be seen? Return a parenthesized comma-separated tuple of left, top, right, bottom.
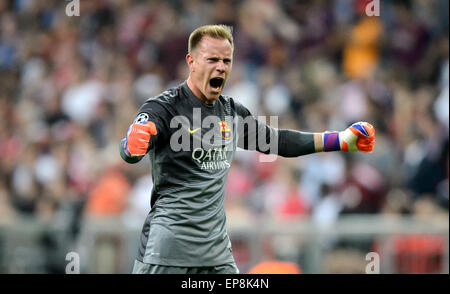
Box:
(218, 121, 232, 140)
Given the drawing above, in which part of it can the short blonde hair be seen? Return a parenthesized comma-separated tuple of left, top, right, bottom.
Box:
(188, 24, 234, 53)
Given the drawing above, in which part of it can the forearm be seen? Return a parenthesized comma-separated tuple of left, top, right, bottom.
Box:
(119, 138, 144, 164)
(278, 129, 322, 157)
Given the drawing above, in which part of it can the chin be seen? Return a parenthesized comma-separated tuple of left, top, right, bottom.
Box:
(210, 93, 221, 100)
(204, 90, 221, 101)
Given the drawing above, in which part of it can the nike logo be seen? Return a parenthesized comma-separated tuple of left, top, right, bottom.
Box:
(188, 128, 200, 134)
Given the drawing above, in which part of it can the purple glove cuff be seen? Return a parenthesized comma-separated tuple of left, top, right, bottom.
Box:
(123, 138, 131, 157)
(323, 132, 340, 152)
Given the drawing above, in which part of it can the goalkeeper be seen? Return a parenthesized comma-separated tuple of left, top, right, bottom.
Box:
(120, 25, 375, 274)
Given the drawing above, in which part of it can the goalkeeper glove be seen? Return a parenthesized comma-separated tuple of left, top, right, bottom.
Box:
(124, 120, 157, 157)
(323, 122, 375, 153)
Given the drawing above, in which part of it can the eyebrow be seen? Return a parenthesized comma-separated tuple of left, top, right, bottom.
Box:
(207, 56, 232, 62)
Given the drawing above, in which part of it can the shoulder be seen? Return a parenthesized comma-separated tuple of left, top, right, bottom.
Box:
(219, 94, 251, 117)
(135, 84, 185, 125)
(138, 84, 184, 114)
(145, 84, 182, 106)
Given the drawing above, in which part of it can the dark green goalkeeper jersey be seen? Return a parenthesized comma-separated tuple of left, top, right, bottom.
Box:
(120, 82, 315, 267)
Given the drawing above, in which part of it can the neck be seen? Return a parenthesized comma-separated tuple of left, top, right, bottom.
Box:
(186, 77, 213, 104)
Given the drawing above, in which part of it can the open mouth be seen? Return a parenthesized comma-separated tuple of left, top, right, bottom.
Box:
(209, 77, 224, 91)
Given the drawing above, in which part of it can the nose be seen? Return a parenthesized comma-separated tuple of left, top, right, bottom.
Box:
(216, 61, 226, 72)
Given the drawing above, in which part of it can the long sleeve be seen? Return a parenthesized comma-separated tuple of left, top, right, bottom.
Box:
(277, 129, 315, 157)
(234, 100, 316, 157)
(119, 98, 171, 164)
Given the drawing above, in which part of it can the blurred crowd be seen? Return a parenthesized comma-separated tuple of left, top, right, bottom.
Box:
(0, 0, 448, 273)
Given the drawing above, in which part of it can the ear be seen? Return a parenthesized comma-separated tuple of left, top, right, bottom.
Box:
(186, 53, 195, 72)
